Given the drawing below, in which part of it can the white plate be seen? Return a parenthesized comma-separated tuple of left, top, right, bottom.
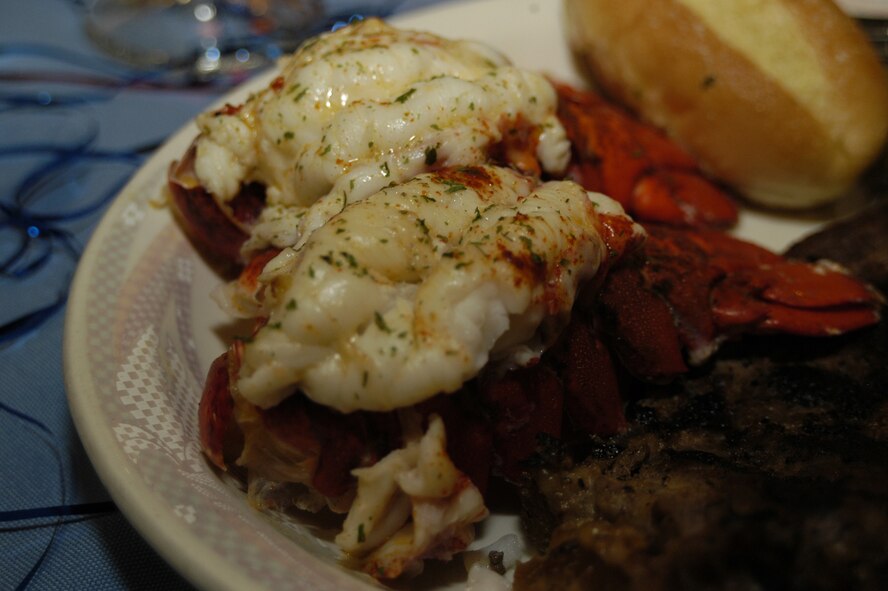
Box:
(837, 0, 888, 19)
(63, 1, 843, 590)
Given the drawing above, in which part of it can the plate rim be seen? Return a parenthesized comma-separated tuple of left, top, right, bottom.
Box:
(63, 119, 266, 591)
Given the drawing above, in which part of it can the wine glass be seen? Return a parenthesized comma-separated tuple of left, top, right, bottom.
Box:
(82, 0, 326, 77)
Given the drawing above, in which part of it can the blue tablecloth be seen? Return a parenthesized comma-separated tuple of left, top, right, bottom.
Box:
(0, 1, 449, 588)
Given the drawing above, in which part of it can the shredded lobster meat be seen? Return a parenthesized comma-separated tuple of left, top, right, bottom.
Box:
(336, 415, 488, 579)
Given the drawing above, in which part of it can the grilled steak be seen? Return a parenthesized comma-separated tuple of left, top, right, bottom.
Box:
(514, 202, 888, 591)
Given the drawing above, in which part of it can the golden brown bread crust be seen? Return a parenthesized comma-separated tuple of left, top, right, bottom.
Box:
(564, 0, 888, 209)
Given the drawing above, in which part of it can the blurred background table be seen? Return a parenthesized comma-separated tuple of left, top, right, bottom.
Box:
(0, 1, 449, 589)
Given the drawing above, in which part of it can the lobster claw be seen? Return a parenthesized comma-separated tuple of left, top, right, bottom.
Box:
(555, 82, 738, 229)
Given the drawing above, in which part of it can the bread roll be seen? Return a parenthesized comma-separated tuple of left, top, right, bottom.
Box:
(564, 0, 888, 209)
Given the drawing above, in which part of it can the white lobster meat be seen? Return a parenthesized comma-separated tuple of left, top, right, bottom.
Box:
(336, 415, 488, 579)
(192, 18, 570, 255)
(232, 165, 641, 412)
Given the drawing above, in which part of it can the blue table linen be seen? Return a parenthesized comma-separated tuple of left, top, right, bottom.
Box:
(0, 0, 452, 588)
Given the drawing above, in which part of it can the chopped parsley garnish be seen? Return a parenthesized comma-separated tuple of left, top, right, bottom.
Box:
(341, 251, 358, 268)
(520, 236, 544, 265)
(395, 87, 416, 103)
(374, 312, 392, 333)
(442, 180, 467, 193)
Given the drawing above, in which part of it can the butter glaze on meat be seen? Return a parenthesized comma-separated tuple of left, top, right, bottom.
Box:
(191, 18, 570, 255)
